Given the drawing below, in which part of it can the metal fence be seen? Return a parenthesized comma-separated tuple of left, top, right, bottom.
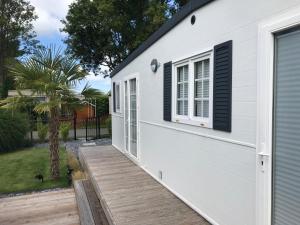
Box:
(28, 115, 110, 142)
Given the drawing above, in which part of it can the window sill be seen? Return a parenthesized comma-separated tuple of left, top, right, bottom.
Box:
(172, 117, 211, 129)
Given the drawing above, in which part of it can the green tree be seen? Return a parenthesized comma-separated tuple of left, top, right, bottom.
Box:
(96, 95, 109, 117)
(165, 0, 189, 14)
(0, 0, 39, 98)
(62, 0, 170, 75)
(1, 46, 101, 179)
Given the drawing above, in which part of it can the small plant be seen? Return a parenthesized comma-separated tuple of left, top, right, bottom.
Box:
(72, 170, 85, 181)
(105, 116, 112, 136)
(37, 121, 48, 142)
(60, 122, 71, 142)
(67, 152, 85, 184)
(67, 152, 81, 172)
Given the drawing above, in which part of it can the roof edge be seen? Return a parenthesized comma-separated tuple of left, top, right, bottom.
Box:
(110, 0, 215, 77)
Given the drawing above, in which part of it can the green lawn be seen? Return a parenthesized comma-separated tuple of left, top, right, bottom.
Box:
(0, 147, 69, 194)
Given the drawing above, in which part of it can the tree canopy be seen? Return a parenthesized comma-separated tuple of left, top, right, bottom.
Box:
(62, 0, 188, 76)
(0, 0, 39, 98)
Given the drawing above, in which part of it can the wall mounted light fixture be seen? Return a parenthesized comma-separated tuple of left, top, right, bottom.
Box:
(150, 59, 160, 73)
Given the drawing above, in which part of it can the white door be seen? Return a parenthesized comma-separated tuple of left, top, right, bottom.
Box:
(257, 8, 300, 225)
(124, 78, 138, 159)
(272, 28, 300, 225)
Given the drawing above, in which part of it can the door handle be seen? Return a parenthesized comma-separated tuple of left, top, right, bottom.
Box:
(258, 152, 270, 157)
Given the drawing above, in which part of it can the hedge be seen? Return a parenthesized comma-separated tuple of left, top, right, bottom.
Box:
(0, 110, 30, 152)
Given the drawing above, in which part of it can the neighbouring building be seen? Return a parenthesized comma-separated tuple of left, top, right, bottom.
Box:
(110, 1, 300, 225)
(74, 104, 95, 120)
(8, 89, 96, 119)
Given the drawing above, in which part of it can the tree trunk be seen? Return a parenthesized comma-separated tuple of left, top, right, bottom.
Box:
(49, 107, 60, 179)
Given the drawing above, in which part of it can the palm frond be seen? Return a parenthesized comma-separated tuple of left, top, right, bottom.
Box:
(32, 45, 64, 72)
(33, 99, 61, 114)
(3, 45, 101, 116)
(0, 96, 38, 111)
(80, 83, 104, 99)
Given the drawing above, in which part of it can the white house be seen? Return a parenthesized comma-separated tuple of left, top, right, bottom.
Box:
(110, 1, 300, 225)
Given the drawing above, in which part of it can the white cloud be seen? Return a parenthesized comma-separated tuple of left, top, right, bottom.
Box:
(28, 0, 112, 93)
(30, 0, 74, 36)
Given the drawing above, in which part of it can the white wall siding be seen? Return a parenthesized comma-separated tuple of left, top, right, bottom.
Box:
(112, 115, 124, 151)
(140, 122, 256, 225)
(111, 0, 300, 225)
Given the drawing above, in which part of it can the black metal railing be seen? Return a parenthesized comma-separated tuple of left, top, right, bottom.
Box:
(29, 115, 110, 142)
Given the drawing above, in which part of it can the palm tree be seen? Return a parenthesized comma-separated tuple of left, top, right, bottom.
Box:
(1, 46, 100, 179)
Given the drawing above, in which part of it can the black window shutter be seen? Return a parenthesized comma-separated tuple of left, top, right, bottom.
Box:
(113, 82, 116, 113)
(163, 62, 172, 121)
(213, 40, 232, 132)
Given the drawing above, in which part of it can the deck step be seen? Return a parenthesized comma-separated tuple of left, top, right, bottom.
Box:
(74, 180, 109, 225)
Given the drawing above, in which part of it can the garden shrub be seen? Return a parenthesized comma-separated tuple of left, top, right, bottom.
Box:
(105, 116, 112, 136)
(0, 110, 30, 152)
(60, 122, 71, 142)
(37, 121, 48, 142)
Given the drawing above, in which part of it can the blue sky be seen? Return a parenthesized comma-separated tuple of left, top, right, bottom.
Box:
(30, 0, 111, 94)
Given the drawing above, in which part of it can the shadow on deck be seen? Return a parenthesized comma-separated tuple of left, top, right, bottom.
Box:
(79, 145, 211, 225)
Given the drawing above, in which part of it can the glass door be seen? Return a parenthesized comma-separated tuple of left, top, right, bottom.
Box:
(272, 29, 300, 225)
(124, 78, 138, 158)
(124, 81, 129, 152)
(129, 78, 137, 158)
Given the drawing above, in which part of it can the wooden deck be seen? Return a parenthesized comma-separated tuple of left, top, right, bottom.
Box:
(80, 145, 211, 225)
(74, 179, 109, 225)
(0, 189, 79, 225)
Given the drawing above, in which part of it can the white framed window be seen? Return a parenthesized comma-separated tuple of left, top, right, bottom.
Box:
(194, 59, 210, 118)
(173, 51, 213, 128)
(115, 83, 121, 112)
(176, 64, 189, 116)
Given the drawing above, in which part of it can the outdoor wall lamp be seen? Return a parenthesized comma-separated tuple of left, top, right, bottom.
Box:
(151, 59, 160, 73)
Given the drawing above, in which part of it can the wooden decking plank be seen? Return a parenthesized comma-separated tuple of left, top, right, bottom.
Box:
(2, 210, 79, 225)
(80, 146, 211, 225)
(82, 180, 109, 225)
(74, 179, 110, 225)
(74, 180, 96, 225)
(1, 199, 77, 220)
(0, 189, 79, 225)
(0, 189, 74, 205)
(0, 194, 76, 211)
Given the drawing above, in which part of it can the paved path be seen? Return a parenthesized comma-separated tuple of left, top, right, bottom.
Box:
(0, 189, 79, 225)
